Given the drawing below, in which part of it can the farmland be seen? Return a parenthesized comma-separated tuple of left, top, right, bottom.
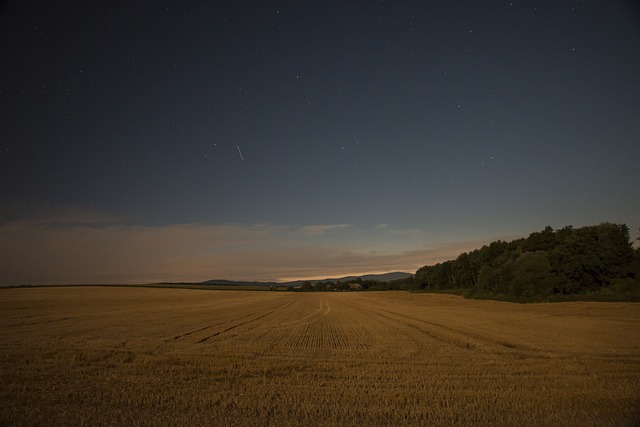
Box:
(1, 287, 639, 426)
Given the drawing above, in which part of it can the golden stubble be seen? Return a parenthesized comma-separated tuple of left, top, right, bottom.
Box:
(1, 287, 639, 426)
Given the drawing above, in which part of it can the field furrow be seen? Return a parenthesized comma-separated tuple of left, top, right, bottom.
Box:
(373, 308, 556, 358)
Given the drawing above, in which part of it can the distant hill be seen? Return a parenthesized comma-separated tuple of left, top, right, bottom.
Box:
(317, 272, 412, 283)
(202, 272, 411, 287)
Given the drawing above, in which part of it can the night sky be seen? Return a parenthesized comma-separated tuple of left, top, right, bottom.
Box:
(2, 1, 639, 285)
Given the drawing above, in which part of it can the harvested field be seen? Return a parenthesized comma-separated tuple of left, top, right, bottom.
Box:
(1, 287, 639, 426)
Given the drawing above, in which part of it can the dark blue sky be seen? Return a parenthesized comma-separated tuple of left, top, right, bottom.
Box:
(2, 1, 639, 284)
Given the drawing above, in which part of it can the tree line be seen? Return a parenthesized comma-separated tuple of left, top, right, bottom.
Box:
(402, 223, 639, 301)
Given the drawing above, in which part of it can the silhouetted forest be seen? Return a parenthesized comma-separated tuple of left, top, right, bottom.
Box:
(402, 223, 640, 301)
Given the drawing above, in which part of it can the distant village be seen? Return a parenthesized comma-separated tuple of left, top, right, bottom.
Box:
(272, 281, 365, 292)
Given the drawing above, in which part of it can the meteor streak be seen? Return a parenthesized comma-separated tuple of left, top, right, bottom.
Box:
(236, 145, 244, 161)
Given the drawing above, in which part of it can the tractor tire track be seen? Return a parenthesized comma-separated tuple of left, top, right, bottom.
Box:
(197, 309, 281, 344)
(373, 308, 557, 358)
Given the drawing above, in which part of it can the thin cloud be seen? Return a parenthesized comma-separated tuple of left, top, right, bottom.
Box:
(298, 224, 351, 236)
(0, 211, 497, 286)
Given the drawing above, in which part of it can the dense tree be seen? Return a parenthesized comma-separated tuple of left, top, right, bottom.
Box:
(408, 223, 638, 301)
(550, 223, 633, 292)
(453, 252, 477, 288)
(508, 251, 556, 297)
(522, 226, 557, 252)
